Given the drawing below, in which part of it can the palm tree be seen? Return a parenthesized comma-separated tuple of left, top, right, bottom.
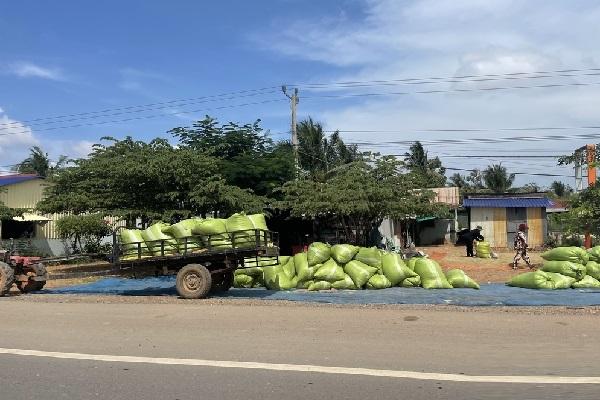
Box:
(15, 146, 68, 178)
(483, 164, 515, 193)
(403, 141, 446, 187)
(550, 180, 571, 197)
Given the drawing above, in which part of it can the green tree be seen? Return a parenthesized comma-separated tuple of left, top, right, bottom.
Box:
(483, 164, 515, 193)
(557, 182, 600, 237)
(278, 157, 448, 245)
(296, 118, 360, 180)
(550, 180, 572, 198)
(403, 142, 446, 187)
(15, 146, 68, 178)
(37, 137, 265, 224)
(55, 214, 112, 254)
(169, 116, 294, 197)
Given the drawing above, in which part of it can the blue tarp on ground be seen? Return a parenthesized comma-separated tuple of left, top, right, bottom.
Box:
(47, 277, 600, 306)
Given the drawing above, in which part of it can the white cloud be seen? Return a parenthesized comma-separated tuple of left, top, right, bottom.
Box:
(5, 62, 65, 81)
(0, 110, 40, 173)
(261, 0, 600, 185)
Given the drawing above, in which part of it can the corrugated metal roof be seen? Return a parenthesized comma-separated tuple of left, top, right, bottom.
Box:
(463, 197, 554, 208)
(0, 174, 40, 187)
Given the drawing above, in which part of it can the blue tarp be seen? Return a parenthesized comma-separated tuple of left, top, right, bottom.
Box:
(47, 277, 600, 307)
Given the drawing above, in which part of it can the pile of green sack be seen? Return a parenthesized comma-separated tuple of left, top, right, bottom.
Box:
(476, 241, 492, 259)
(508, 246, 600, 289)
(119, 212, 268, 259)
(234, 242, 480, 291)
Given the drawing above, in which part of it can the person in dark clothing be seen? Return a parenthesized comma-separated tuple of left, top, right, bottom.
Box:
(457, 226, 485, 257)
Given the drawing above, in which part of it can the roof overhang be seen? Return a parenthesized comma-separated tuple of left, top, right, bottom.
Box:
(12, 213, 51, 222)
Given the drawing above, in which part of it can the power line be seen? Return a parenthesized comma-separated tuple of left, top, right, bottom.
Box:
(326, 126, 600, 134)
(0, 86, 279, 130)
(444, 166, 572, 178)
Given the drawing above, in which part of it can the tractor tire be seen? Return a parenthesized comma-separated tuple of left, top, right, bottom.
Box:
(16, 263, 47, 293)
(0, 262, 15, 296)
(176, 264, 212, 299)
(210, 271, 234, 293)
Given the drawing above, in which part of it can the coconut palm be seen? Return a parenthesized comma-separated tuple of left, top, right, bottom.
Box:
(15, 146, 68, 177)
(483, 164, 515, 193)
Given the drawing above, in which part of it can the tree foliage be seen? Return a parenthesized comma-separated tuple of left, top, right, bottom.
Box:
(403, 142, 446, 187)
(55, 214, 112, 254)
(555, 182, 600, 236)
(483, 164, 515, 193)
(15, 146, 68, 178)
(278, 157, 448, 245)
(550, 180, 572, 198)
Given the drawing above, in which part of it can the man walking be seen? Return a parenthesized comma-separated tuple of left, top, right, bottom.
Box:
(457, 225, 485, 257)
(513, 223, 532, 269)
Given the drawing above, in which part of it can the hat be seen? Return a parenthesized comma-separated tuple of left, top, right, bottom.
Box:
(518, 223, 529, 231)
(475, 225, 483, 230)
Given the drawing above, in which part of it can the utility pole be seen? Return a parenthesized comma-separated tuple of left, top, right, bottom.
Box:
(282, 86, 299, 175)
(584, 144, 597, 248)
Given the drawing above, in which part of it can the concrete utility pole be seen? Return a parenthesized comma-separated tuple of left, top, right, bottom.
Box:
(282, 86, 299, 175)
(584, 144, 597, 249)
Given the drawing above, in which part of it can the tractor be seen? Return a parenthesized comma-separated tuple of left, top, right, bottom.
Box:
(0, 241, 48, 296)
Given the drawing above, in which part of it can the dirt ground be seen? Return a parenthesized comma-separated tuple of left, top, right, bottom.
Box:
(421, 244, 543, 283)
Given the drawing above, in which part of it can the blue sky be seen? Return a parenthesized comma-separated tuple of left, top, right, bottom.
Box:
(2, 0, 600, 186)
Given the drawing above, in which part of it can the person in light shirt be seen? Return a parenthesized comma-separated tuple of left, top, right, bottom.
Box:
(513, 223, 532, 269)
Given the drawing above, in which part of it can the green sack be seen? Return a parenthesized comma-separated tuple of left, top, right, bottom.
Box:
(354, 247, 382, 269)
(235, 266, 263, 278)
(414, 258, 453, 289)
(584, 261, 600, 280)
(331, 274, 358, 290)
(308, 281, 332, 291)
(541, 247, 589, 264)
(120, 228, 151, 258)
(275, 274, 298, 290)
(282, 257, 296, 279)
(162, 219, 203, 252)
(141, 222, 178, 256)
(507, 271, 555, 289)
(279, 256, 291, 265)
(546, 272, 577, 289)
(540, 261, 586, 280)
(401, 275, 422, 287)
(247, 213, 268, 231)
(331, 244, 359, 264)
(263, 264, 282, 290)
(366, 274, 392, 289)
(588, 246, 600, 262)
(381, 253, 418, 286)
(307, 242, 331, 266)
(293, 253, 315, 281)
(476, 241, 491, 259)
(297, 280, 314, 289)
(314, 259, 346, 282)
(406, 257, 420, 271)
(191, 218, 232, 249)
(445, 269, 480, 289)
(344, 260, 378, 288)
(572, 275, 600, 288)
(226, 212, 257, 249)
(234, 274, 254, 288)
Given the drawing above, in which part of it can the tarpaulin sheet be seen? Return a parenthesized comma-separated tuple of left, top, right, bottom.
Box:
(47, 277, 600, 306)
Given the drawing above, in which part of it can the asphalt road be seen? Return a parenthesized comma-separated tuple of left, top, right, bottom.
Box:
(1, 297, 599, 399)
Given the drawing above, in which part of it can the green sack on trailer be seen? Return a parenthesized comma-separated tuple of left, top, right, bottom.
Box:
(406, 257, 421, 271)
(584, 261, 600, 280)
(314, 259, 346, 282)
(381, 253, 418, 286)
(414, 258, 453, 289)
(191, 218, 232, 249)
(541, 246, 589, 264)
(332, 274, 358, 290)
(248, 213, 268, 231)
(120, 228, 151, 259)
(354, 247, 382, 269)
(366, 274, 392, 289)
(476, 241, 491, 259)
(226, 212, 257, 249)
(162, 219, 203, 252)
(445, 269, 480, 289)
(344, 260, 378, 288)
(141, 222, 178, 256)
(546, 272, 576, 289)
(507, 271, 554, 289)
(572, 275, 600, 288)
(308, 281, 332, 291)
(401, 275, 421, 287)
(297, 280, 314, 289)
(234, 274, 254, 288)
(307, 242, 331, 266)
(331, 244, 359, 264)
(588, 246, 600, 262)
(540, 261, 586, 280)
(293, 253, 315, 281)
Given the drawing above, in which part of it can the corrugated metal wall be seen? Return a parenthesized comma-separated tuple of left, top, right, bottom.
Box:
(470, 206, 546, 248)
(527, 207, 544, 248)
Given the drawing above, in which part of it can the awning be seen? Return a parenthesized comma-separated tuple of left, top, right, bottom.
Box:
(416, 216, 436, 222)
(12, 213, 52, 222)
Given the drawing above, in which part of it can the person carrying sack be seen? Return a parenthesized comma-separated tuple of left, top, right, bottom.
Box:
(457, 226, 484, 257)
(513, 223, 532, 269)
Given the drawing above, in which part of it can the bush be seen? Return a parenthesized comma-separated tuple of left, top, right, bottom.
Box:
(544, 236, 558, 249)
(56, 214, 112, 254)
(562, 235, 583, 247)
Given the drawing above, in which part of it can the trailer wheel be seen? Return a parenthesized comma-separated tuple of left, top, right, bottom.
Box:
(16, 263, 47, 293)
(176, 264, 212, 299)
(0, 262, 15, 296)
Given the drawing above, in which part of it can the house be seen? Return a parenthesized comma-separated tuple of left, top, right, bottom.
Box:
(463, 193, 554, 249)
(0, 174, 62, 255)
